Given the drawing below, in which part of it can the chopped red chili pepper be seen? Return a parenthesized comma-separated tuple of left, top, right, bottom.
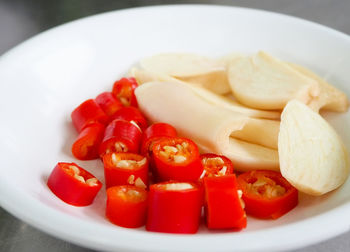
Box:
(106, 185, 148, 228)
(152, 137, 203, 182)
(140, 123, 177, 159)
(103, 152, 148, 189)
(204, 175, 247, 230)
(47, 162, 102, 206)
(110, 107, 148, 131)
(71, 99, 108, 132)
(71, 123, 105, 160)
(112, 77, 138, 107)
(237, 170, 298, 219)
(146, 181, 203, 234)
(99, 119, 142, 157)
(199, 153, 234, 180)
(95, 92, 123, 117)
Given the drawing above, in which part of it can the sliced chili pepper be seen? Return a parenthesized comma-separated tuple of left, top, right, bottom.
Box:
(95, 92, 123, 117)
(47, 162, 102, 206)
(71, 123, 105, 160)
(141, 123, 177, 159)
(106, 185, 148, 228)
(152, 137, 203, 182)
(110, 107, 148, 131)
(112, 77, 138, 107)
(146, 181, 203, 234)
(237, 170, 298, 219)
(99, 119, 142, 157)
(199, 153, 234, 180)
(103, 152, 148, 189)
(204, 174, 247, 230)
(71, 99, 109, 132)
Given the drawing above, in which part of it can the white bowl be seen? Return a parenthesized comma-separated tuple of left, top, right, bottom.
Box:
(0, 5, 349, 252)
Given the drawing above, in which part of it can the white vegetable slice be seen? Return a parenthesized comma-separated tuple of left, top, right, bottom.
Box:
(140, 53, 225, 77)
(130, 67, 280, 120)
(227, 51, 319, 110)
(288, 63, 349, 112)
(176, 70, 231, 95)
(135, 81, 280, 171)
(230, 117, 279, 149)
(278, 100, 349, 195)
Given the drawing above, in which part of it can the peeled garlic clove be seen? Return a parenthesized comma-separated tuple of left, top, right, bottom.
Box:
(278, 100, 349, 195)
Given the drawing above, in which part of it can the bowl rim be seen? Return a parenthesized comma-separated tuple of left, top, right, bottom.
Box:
(1, 4, 350, 252)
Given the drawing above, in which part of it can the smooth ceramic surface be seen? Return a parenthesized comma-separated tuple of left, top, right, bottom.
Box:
(0, 5, 349, 252)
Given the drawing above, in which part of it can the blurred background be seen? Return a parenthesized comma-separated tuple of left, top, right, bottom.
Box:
(1, 0, 349, 251)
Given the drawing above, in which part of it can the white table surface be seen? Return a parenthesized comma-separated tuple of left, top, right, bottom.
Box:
(1, 0, 349, 251)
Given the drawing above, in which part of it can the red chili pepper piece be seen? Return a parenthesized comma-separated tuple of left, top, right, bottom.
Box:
(71, 123, 105, 160)
(103, 152, 148, 189)
(112, 77, 138, 107)
(95, 92, 123, 117)
(152, 137, 203, 182)
(146, 182, 203, 234)
(99, 119, 142, 157)
(199, 153, 234, 181)
(204, 174, 247, 230)
(106, 185, 148, 228)
(141, 123, 177, 159)
(237, 170, 298, 219)
(110, 107, 148, 131)
(47, 162, 102, 206)
(71, 99, 109, 132)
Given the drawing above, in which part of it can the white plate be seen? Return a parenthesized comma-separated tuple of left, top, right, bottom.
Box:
(0, 5, 350, 252)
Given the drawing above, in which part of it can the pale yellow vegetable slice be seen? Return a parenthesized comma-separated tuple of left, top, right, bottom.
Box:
(231, 118, 279, 149)
(227, 51, 320, 110)
(135, 81, 280, 171)
(177, 70, 231, 95)
(140, 53, 225, 77)
(130, 67, 280, 120)
(288, 63, 349, 112)
(226, 138, 279, 172)
(278, 100, 349, 195)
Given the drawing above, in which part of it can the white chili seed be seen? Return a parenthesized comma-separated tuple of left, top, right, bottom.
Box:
(74, 174, 85, 183)
(137, 157, 147, 166)
(69, 165, 80, 175)
(173, 155, 187, 163)
(130, 120, 142, 132)
(135, 177, 147, 189)
(127, 175, 135, 184)
(163, 145, 178, 153)
(86, 178, 98, 186)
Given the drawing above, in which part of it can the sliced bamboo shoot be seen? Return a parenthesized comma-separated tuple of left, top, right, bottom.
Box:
(227, 51, 319, 110)
(135, 81, 280, 171)
(288, 63, 349, 112)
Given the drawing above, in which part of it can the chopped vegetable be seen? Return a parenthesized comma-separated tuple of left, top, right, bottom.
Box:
(204, 174, 246, 229)
(103, 152, 148, 189)
(47, 162, 102, 206)
(106, 185, 148, 228)
(152, 137, 203, 182)
(110, 107, 148, 131)
(95, 91, 123, 117)
(112, 77, 138, 107)
(200, 153, 234, 180)
(71, 99, 108, 132)
(146, 182, 203, 234)
(237, 170, 298, 219)
(99, 119, 142, 156)
(71, 123, 105, 160)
